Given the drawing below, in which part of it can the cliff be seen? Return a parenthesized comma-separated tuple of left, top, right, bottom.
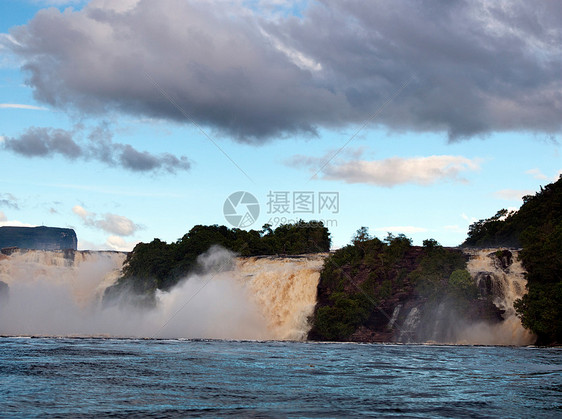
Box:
(0, 226, 77, 251)
(463, 176, 562, 345)
(307, 239, 531, 345)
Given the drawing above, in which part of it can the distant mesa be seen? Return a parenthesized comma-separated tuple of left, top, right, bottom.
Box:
(0, 226, 77, 252)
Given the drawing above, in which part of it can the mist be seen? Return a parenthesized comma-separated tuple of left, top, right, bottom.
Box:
(0, 248, 271, 339)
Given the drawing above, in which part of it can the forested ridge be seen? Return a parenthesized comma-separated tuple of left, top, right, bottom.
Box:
(104, 221, 330, 303)
(464, 176, 562, 344)
(104, 177, 561, 344)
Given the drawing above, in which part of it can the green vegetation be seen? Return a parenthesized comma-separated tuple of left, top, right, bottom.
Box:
(313, 292, 371, 340)
(465, 176, 562, 345)
(448, 269, 478, 301)
(104, 221, 330, 304)
(409, 240, 467, 299)
(102, 177, 562, 344)
(464, 176, 562, 249)
(308, 229, 473, 341)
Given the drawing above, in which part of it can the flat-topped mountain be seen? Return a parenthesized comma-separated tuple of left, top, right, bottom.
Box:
(0, 226, 77, 251)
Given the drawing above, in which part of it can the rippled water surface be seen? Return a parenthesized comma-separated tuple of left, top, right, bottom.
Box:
(1, 338, 560, 417)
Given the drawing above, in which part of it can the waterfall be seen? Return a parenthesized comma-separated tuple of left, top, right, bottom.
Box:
(465, 249, 526, 319)
(394, 248, 534, 345)
(0, 249, 126, 309)
(236, 255, 326, 340)
(397, 306, 421, 342)
(0, 248, 325, 340)
(387, 304, 402, 330)
(460, 248, 535, 345)
(0, 247, 534, 344)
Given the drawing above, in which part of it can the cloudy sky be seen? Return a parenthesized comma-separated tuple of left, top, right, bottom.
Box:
(0, 0, 560, 250)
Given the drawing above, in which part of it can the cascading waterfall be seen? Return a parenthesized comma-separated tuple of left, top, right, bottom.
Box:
(465, 249, 526, 319)
(0, 249, 126, 309)
(395, 248, 535, 345)
(387, 304, 402, 330)
(397, 306, 420, 342)
(0, 247, 535, 344)
(236, 254, 326, 340)
(460, 248, 535, 345)
(0, 248, 325, 340)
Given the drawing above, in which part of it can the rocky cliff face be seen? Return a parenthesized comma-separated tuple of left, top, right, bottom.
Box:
(308, 247, 534, 345)
(0, 226, 77, 251)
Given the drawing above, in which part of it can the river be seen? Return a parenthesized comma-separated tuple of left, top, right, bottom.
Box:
(1, 338, 560, 417)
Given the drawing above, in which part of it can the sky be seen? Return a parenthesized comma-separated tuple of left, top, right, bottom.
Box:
(0, 0, 560, 251)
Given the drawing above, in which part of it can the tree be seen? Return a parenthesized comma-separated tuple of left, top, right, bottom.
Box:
(448, 269, 478, 300)
(352, 226, 371, 245)
(104, 221, 332, 304)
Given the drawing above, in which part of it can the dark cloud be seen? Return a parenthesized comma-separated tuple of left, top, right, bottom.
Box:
(3, 127, 82, 158)
(119, 145, 189, 173)
(3, 0, 562, 141)
(2, 125, 191, 173)
(0, 193, 19, 210)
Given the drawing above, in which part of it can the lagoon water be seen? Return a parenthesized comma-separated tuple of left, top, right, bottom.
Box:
(1, 338, 560, 417)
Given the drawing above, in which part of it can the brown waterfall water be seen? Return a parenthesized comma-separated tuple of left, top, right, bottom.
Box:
(460, 248, 535, 345)
(0, 248, 534, 344)
(0, 250, 126, 309)
(235, 254, 327, 340)
(0, 248, 326, 340)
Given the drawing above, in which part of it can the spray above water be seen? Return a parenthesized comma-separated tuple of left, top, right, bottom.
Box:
(0, 247, 535, 344)
(394, 248, 535, 345)
(0, 247, 325, 340)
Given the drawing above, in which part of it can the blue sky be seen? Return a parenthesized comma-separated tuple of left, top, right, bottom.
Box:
(0, 0, 560, 250)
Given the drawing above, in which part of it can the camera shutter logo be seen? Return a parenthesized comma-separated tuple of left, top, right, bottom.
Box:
(223, 191, 260, 228)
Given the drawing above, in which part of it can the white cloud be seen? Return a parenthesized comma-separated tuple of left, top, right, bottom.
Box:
(260, 28, 322, 72)
(498, 208, 519, 221)
(495, 189, 534, 201)
(0, 103, 48, 111)
(72, 205, 141, 236)
(461, 213, 478, 224)
(373, 226, 428, 234)
(525, 168, 548, 180)
(106, 235, 139, 252)
(97, 214, 138, 236)
(76, 239, 106, 251)
(316, 155, 481, 186)
(72, 205, 90, 218)
(443, 225, 467, 233)
(0, 217, 35, 227)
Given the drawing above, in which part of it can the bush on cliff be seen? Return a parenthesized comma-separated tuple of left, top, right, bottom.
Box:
(464, 176, 562, 249)
(313, 292, 371, 340)
(308, 233, 478, 341)
(408, 241, 467, 299)
(104, 221, 331, 304)
(464, 176, 562, 345)
(514, 220, 562, 344)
